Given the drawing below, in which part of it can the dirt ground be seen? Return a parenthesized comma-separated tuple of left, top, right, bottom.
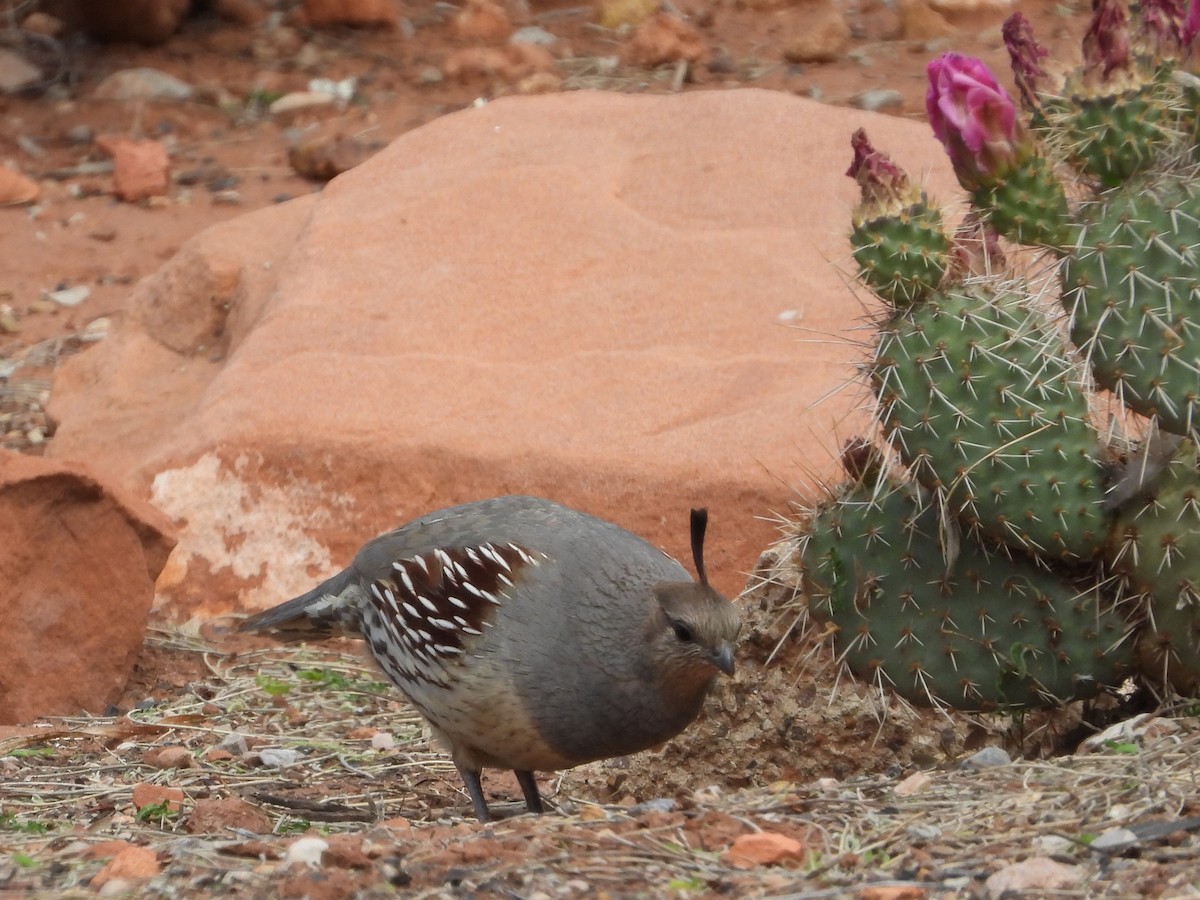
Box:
(5, 0, 1200, 897)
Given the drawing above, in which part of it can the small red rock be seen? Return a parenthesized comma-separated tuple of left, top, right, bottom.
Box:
(302, 0, 399, 27)
(623, 12, 709, 68)
(90, 845, 160, 887)
(452, 0, 514, 42)
(204, 747, 234, 762)
(185, 797, 273, 835)
(214, 0, 268, 26)
(146, 745, 197, 769)
(95, 135, 171, 203)
(443, 44, 558, 84)
(131, 783, 185, 813)
(0, 165, 38, 206)
(723, 831, 807, 868)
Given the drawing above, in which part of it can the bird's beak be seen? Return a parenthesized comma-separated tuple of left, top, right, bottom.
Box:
(712, 642, 735, 677)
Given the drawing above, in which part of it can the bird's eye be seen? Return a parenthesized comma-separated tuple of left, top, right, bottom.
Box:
(672, 621, 695, 642)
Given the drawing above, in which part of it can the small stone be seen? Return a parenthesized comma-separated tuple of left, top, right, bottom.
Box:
(597, 0, 659, 29)
(130, 782, 185, 811)
(217, 732, 250, 755)
(148, 746, 196, 769)
(43, 285, 90, 307)
(214, 0, 268, 26)
(186, 797, 273, 835)
(516, 72, 563, 95)
(212, 190, 244, 206)
(94, 135, 171, 202)
(511, 26, 557, 46)
(302, 0, 399, 27)
(984, 857, 1082, 897)
(894, 771, 932, 797)
(67, 124, 95, 144)
(257, 747, 300, 768)
(452, 0, 513, 42)
(269, 91, 336, 117)
(94, 68, 195, 102)
(1090, 828, 1139, 851)
(370, 731, 395, 750)
(0, 48, 41, 94)
(960, 746, 1011, 769)
(624, 12, 709, 68)
(782, 4, 850, 63)
(630, 797, 676, 815)
(90, 846, 160, 888)
(0, 165, 39, 206)
(853, 89, 903, 112)
(899, 0, 958, 40)
(417, 66, 444, 84)
(21, 12, 66, 37)
(723, 832, 806, 868)
(285, 836, 329, 868)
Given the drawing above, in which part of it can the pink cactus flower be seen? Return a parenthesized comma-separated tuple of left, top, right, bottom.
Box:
(1083, 0, 1132, 81)
(925, 53, 1022, 191)
(846, 128, 915, 217)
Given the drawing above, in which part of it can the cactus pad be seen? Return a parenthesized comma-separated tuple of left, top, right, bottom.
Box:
(800, 477, 1132, 710)
(869, 283, 1110, 560)
(1062, 176, 1200, 437)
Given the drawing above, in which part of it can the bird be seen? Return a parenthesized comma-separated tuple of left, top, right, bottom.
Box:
(240, 494, 741, 821)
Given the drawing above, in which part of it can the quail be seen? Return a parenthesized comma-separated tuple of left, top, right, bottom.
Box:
(240, 494, 741, 821)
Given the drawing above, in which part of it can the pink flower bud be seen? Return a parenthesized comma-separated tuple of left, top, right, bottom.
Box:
(1003, 13, 1050, 110)
(925, 53, 1022, 191)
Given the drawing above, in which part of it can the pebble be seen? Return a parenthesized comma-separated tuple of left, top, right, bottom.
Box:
(629, 797, 676, 815)
(212, 189, 243, 206)
(511, 25, 557, 46)
(94, 68, 195, 102)
(960, 746, 1011, 769)
(67, 124, 95, 144)
(217, 732, 250, 755)
(853, 89, 904, 112)
(285, 836, 329, 868)
(257, 747, 300, 768)
(269, 91, 335, 117)
(43, 285, 91, 307)
(417, 66, 444, 84)
(0, 48, 41, 93)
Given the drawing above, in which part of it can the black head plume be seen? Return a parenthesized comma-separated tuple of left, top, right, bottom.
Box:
(690, 507, 709, 587)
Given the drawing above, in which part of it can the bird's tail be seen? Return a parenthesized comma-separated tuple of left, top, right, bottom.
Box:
(239, 569, 364, 642)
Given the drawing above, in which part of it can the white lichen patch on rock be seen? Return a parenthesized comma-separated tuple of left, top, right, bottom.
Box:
(150, 452, 354, 612)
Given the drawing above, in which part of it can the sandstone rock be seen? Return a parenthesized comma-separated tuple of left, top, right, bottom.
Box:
(624, 12, 709, 67)
(782, 2, 851, 63)
(214, 0, 268, 26)
(452, 0, 514, 43)
(94, 67, 196, 102)
(0, 48, 41, 93)
(185, 797, 273, 835)
(899, 0, 958, 41)
(80, 0, 190, 45)
(90, 846, 160, 887)
(443, 44, 558, 84)
(20, 12, 65, 37)
(723, 831, 807, 867)
(302, 0, 399, 28)
(0, 452, 174, 724)
(95, 136, 171, 202)
(596, 0, 658, 28)
(0, 165, 39, 206)
(46, 91, 959, 611)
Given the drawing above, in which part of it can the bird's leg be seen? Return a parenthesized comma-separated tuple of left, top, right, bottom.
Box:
(457, 766, 493, 822)
(515, 770, 544, 814)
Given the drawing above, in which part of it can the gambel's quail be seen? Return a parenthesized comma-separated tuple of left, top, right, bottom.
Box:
(240, 495, 741, 821)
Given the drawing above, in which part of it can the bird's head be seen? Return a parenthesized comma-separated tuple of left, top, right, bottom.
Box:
(651, 508, 741, 688)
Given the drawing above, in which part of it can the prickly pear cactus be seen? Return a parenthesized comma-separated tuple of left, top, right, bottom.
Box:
(801, 470, 1132, 710)
(870, 281, 1109, 561)
(1110, 438, 1200, 694)
(781, 0, 1200, 706)
(1062, 176, 1200, 436)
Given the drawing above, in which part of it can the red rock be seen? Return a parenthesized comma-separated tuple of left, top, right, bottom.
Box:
(45, 92, 960, 613)
(20, 12, 65, 37)
(131, 783, 185, 812)
(782, 1, 851, 63)
(95, 135, 171, 202)
(0, 165, 39, 206)
(185, 797, 273, 835)
(723, 831, 806, 867)
(443, 44, 558, 84)
(302, 0, 399, 27)
(452, 0, 514, 42)
(860, 886, 929, 900)
(214, 0, 268, 26)
(624, 12, 709, 67)
(82, 840, 134, 860)
(145, 745, 197, 769)
(79, 0, 190, 45)
(0, 452, 174, 724)
(90, 845, 160, 887)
